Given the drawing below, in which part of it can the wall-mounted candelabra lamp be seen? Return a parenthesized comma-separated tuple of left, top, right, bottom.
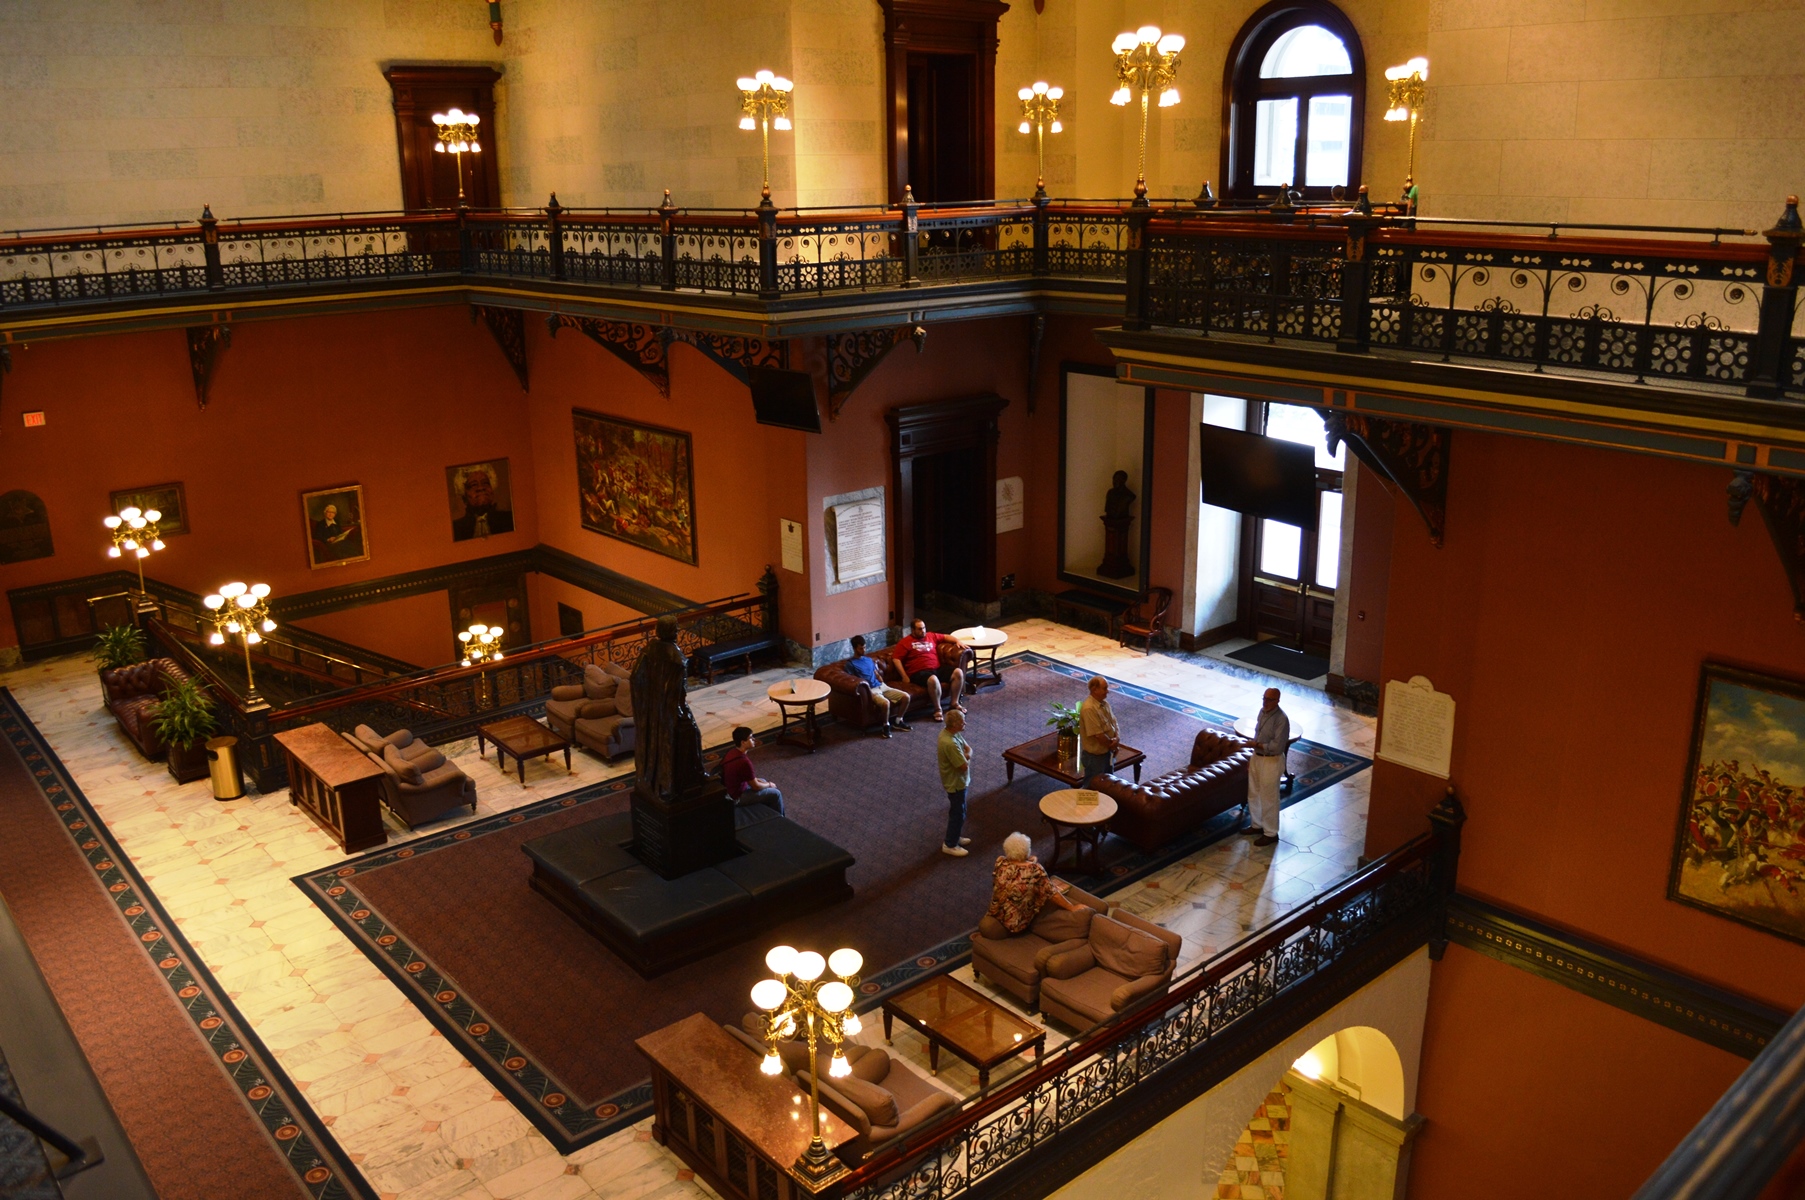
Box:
(104, 506, 165, 610)
(736, 69, 794, 200)
(458, 623, 505, 667)
(202, 582, 275, 705)
(1384, 57, 1429, 211)
(1110, 25, 1184, 201)
(432, 107, 482, 203)
(1017, 81, 1064, 197)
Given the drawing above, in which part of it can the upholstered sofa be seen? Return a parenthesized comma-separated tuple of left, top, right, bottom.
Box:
(814, 640, 975, 731)
(1037, 909, 1184, 1030)
(544, 661, 636, 760)
(723, 1015, 956, 1159)
(969, 882, 1111, 1010)
(1093, 729, 1253, 853)
(342, 724, 476, 829)
(101, 657, 195, 759)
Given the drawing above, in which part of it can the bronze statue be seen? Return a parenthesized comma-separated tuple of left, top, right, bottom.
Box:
(1099, 470, 1137, 578)
(631, 615, 706, 800)
(1103, 470, 1136, 521)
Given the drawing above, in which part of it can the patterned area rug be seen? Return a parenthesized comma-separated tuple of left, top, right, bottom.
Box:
(296, 653, 1369, 1150)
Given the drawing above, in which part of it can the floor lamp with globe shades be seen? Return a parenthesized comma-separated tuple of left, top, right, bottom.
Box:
(1109, 25, 1184, 201)
(104, 506, 165, 611)
(751, 943, 864, 1188)
(202, 582, 276, 707)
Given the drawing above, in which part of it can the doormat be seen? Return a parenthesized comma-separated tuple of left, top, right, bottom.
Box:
(1226, 641, 1331, 682)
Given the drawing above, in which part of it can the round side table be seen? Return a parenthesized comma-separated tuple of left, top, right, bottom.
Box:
(950, 626, 1008, 691)
(767, 677, 832, 752)
(1038, 787, 1119, 874)
(1232, 713, 1307, 793)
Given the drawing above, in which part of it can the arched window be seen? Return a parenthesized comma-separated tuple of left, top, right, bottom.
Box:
(1221, 2, 1365, 202)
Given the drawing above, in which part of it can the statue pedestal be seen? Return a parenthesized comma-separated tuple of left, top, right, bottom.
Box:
(631, 778, 735, 879)
(1098, 514, 1136, 578)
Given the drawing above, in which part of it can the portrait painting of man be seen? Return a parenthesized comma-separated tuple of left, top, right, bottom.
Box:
(300, 484, 370, 569)
(447, 459, 515, 541)
(572, 410, 697, 565)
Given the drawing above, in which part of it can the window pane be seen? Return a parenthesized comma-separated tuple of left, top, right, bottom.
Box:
(1259, 25, 1352, 78)
(1265, 402, 1345, 469)
(1260, 519, 1302, 579)
(1304, 95, 1352, 187)
(1314, 490, 1343, 589)
(1254, 99, 1298, 187)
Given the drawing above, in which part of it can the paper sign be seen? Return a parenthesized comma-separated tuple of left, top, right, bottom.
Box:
(1377, 675, 1456, 778)
(1076, 789, 1099, 808)
(780, 519, 804, 574)
(831, 500, 884, 584)
(996, 476, 1024, 533)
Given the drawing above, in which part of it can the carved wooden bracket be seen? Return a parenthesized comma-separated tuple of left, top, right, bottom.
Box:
(472, 305, 528, 391)
(826, 325, 925, 419)
(547, 314, 669, 397)
(1730, 470, 1805, 620)
(186, 324, 231, 409)
(667, 330, 788, 384)
(1324, 411, 1451, 547)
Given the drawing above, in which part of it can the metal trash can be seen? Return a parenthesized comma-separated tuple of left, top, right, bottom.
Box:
(206, 736, 244, 801)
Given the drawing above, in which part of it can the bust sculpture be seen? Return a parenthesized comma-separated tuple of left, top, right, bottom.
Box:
(630, 615, 706, 800)
(1103, 470, 1136, 521)
(1099, 470, 1137, 578)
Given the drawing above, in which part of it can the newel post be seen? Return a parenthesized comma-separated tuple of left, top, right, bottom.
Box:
(1426, 786, 1466, 960)
(1032, 187, 1051, 276)
(199, 204, 223, 289)
(757, 192, 780, 299)
(1748, 195, 1802, 399)
(1337, 185, 1379, 354)
(658, 189, 678, 292)
(546, 192, 566, 281)
(900, 185, 921, 287)
(1122, 202, 1153, 331)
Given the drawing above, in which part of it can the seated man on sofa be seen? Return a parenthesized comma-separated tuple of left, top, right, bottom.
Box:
(722, 726, 785, 814)
(897, 619, 967, 723)
(845, 635, 912, 737)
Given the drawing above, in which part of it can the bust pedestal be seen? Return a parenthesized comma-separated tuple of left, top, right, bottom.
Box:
(631, 778, 734, 879)
(1098, 514, 1135, 578)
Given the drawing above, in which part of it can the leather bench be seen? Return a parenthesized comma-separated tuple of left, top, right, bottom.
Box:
(692, 632, 784, 683)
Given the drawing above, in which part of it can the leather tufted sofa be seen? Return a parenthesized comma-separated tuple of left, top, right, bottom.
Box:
(814, 640, 975, 731)
(101, 657, 194, 760)
(1093, 729, 1253, 853)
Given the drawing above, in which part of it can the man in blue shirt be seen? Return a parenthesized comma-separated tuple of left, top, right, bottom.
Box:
(845, 635, 913, 737)
(1245, 687, 1291, 847)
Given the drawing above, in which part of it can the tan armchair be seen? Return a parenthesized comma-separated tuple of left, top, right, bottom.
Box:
(544, 661, 635, 761)
(1037, 910, 1183, 1031)
(969, 883, 1110, 1010)
(343, 725, 476, 829)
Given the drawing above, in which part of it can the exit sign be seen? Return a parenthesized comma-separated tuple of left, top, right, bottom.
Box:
(21, 411, 45, 427)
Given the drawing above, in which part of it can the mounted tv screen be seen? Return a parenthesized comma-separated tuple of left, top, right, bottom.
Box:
(1199, 424, 1319, 530)
(749, 367, 822, 433)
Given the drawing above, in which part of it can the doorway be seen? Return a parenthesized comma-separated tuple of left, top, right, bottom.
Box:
(887, 395, 1008, 628)
(1241, 402, 1344, 657)
(905, 54, 978, 203)
(911, 444, 987, 607)
(879, 0, 1005, 204)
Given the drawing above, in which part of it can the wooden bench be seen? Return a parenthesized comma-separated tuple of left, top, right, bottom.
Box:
(692, 632, 783, 683)
(1052, 588, 1132, 637)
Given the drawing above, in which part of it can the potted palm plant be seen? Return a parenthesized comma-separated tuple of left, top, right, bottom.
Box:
(153, 678, 217, 784)
(93, 623, 147, 704)
(1047, 700, 1083, 769)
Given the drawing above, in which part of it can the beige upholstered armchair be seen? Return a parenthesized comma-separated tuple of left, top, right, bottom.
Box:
(343, 725, 476, 829)
(1037, 909, 1183, 1030)
(969, 882, 1111, 1010)
(544, 662, 635, 761)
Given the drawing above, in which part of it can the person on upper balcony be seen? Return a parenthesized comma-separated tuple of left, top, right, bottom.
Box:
(898, 618, 966, 723)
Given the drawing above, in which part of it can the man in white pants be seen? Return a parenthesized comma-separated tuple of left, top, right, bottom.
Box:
(1245, 687, 1290, 847)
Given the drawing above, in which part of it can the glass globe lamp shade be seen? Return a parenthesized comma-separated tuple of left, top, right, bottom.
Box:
(107, 546, 121, 558)
(751, 978, 788, 1010)
(1136, 25, 1160, 44)
(224, 620, 241, 634)
(792, 951, 826, 982)
(841, 1012, 862, 1036)
(1047, 86, 1063, 100)
(261, 619, 276, 633)
(221, 582, 246, 598)
(1157, 32, 1184, 53)
(236, 593, 257, 609)
(737, 76, 757, 90)
(151, 539, 165, 551)
(103, 515, 122, 529)
(773, 116, 791, 131)
(1110, 86, 1130, 106)
(120, 507, 141, 521)
(135, 547, 149, 559)
(1159, 87, 1180, 107)
(740, 116, 756, 130)
(755, 69, 774, 83)
(765, 945, 798, 976)
(760, 1052, 783, 1076)
(828, 1048, 851, 1078)
(209, 632, 225, 646)
(828, 948, 862, 978)
(246, 632, 261, 645)
(1050, 120, 1063, 133)
(1018, 87, 1032, 101)
(1111, 31, 1137, 53)
(251, 583, 270, 598)
(816, 981, 852, 1013)
(203, 594, 224, 610)
(144, 509, 161, 522)
(122, 538, 137, 550)
(1019, 121, 1030, 134)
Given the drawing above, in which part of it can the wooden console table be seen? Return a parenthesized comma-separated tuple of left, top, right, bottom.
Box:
(274, 724, 386, 853)
(638, 1013, 856, 1200)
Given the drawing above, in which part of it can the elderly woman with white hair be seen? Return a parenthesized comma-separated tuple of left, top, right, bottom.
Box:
(985, 831, 1082, 934)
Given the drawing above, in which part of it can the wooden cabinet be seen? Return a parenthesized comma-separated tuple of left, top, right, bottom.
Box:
(273, 724, 386, 853)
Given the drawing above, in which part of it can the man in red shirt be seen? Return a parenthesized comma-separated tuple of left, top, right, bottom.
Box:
(897, 618, 967, 723)
(722, 726, 784, 814)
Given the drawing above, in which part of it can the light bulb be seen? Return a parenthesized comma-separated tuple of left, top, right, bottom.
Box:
(121, 507, 141, 521)
(261, 619, 276, 632)
(1033, 81, 1048, 94)
(108, 546, 121, 558)
(828, 1049, 851, 1078)
(773, 115, 791, 130)
(841, 1013, 862, 1036)
(433, 143, 445, 153)
(144, 509, 160, 522)
(1110, 86, 1130, 106)
(760, 1052, 783, 1076)
(492, 650, 503, 661)
(828, 948, 862, 978)
(1019, 121, 1031, 134)
(250, 583, 269, 598)
(104, 515, 121, 529)
(740, 115, 756, 130)
(469, 141, 480, 152)
(135, 547, 149, 559)
(1018, 87, 1032, 100)
(737, 76, 757, 90)
(1159, 87, 1180, 107)
(751, 978, 788, 1010)
(461, 658, 472, 667)
(755, 69, 773, 83)
(773, 76, 792, 91)
(209, 632, 225, 646)
(1047, 86, 1063, 100)
(792, 951, 826, 982)
(766, 945, 799, 976)
(1157, 33, 1184, 54)
(224, 620, 240, 634)
(246, 632, 261, 645)
(1112, 31, 1137, 53)
(817, 981, 852, 1013)
(1050, 120, 1063, 133)
(151, 539, 164, 551)
(203, 594, 224, 610)
(122, 538, 137, 550)
(1136, 25, 1160, 44)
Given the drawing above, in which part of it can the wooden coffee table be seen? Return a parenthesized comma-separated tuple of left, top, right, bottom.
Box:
(1039, 787, 1119, 874)
(882, 974, 1046, 1088)
(477, 716, 571, 784)
(1002, 730, 1144, 787)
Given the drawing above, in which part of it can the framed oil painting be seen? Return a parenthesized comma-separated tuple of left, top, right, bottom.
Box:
(572, 409, 696, 565)
(300, 484, 369, 569)
(1670, 663, 1805, 944)
(109, 482, 189, 537)
(446, 458, 515, 541)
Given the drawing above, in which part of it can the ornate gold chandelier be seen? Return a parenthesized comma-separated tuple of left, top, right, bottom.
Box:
(1110, 25, 1184, 200)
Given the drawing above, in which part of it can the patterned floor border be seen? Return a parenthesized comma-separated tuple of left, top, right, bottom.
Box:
(0, 688, 377, 1200)
(293, 652, 1369, 1153)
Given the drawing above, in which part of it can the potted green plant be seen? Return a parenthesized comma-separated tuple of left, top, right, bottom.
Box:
(152, 678, 217, 784)
(1047, 700, 1083, 768)
(93, 623, 148, 704)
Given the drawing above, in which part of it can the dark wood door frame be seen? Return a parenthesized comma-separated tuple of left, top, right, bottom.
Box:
(878, 0, 1008, 204)
(383, 64, 503, 211)
(886, 394, 1008, 628)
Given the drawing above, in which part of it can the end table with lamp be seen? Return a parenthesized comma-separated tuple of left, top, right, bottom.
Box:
(950, 625, 1008, 691)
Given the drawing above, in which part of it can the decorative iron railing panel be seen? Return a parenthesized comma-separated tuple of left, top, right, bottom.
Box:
(671, 221, 761, 294)
(1044, 210, 1131, 280)
(775, 219, 905, 294)
(1145, 229, 1345, 343)
(0, 227, 210, 307)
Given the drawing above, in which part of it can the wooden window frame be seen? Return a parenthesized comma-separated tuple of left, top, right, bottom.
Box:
(1219, 0, 1366, 203)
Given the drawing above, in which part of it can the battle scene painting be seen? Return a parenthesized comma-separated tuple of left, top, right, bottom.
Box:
(1671, 664, 1805, 944)
(572, 410, 696, 565)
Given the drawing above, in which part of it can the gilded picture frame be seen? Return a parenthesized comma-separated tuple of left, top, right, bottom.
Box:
(300, 484, 370, 570)
(109, 482, 190, 537)
(572, 410, 697, 566)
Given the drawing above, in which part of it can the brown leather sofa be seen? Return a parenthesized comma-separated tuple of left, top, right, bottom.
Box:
(1094, 729, 1253, 853)
(1038, 909, 1184, 1030)
(100, 657, 194, 760)
(723, 1016, 956, 1160)
(969, 882, 1110, 1010)
(544, 661, 635, 761)
(343, 725, 476, 829)
(815, 640, 975, 731)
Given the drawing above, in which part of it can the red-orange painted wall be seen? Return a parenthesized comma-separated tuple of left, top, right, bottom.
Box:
(288, 590, 454, 669)
(1147, 389, 1195, 607)
(1342, 459, 1394, 685)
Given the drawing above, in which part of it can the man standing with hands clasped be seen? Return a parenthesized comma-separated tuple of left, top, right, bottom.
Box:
(1245, 687, 1290, 847)
(938, 709, 974, 856)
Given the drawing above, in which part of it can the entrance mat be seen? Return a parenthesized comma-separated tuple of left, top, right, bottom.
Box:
(294, 652, 1369, 1151)
(1226, 641, 1331, 682)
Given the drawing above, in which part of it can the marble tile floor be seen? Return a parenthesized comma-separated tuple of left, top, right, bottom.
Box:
(0, 619, 1370, 1200)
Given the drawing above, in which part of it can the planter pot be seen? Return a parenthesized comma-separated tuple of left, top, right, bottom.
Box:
(168, 740, 210, 784)
(1056, 730, 1079, 769)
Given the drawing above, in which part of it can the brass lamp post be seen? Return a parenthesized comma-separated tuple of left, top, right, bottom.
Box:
(736, 70, 794, 200)
(1109, 25, 1184, 201)
(1384, 57, 1429, 212)
(458, 622, 506, 667)
(1017, 81, 1064, 197)
(751, 943, 864, 1188)
(431, 108, 482, 203)
(104, 506, 165, 609)
(202, 582, 274, 706)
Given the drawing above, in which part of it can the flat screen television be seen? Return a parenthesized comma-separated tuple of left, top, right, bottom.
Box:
(1199, 424, 1319, 530)
(749, 367, 822, 433)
